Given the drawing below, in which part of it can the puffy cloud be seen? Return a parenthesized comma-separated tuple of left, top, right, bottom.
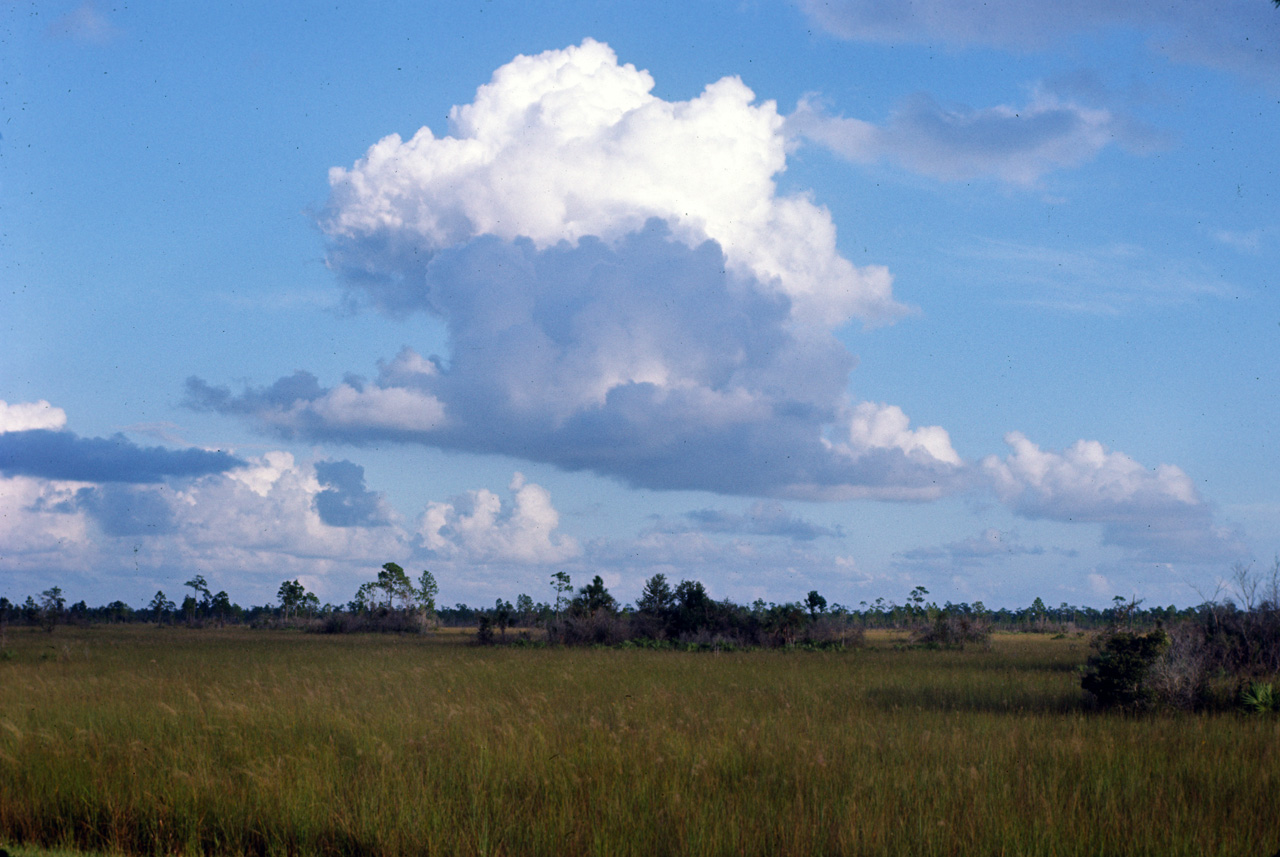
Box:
(789, 90, 1163, 186)
(982, 432, 1244, 563)
(185, 367, 447, 440)
(0, 400, 67, 434)
(0, 448, 407, 604)
(417, 473, 580, 564)
(0, 429, 245, 483)
(190, 223, 960, 499)
(189, 42, 975, 501)
(651, 501, 843, 541)
(797, 0, 1280, 82)
(842, 402, 960, 466)
(322, 39, 905, 328)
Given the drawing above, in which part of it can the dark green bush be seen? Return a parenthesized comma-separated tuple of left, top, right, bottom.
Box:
(1081, 629, 1170, 711)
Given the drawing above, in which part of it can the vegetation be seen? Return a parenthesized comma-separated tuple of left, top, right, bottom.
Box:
(1, 627, 1277, 857)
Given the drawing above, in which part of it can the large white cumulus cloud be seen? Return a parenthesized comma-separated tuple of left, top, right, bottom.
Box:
(323, 38, 905, 328)
(188, 41, 963, 500)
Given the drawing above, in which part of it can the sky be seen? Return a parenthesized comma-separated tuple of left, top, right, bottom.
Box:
(2, 0, 1278, 611)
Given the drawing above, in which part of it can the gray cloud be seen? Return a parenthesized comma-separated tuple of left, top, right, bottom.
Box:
(789, 90, 1166, 186)
(797, 0, 1280, 84)
(313, 460, 392, 528)
(73, 485, 178, 537)
(893, 528, 1076, 574)
(650, 501, 844, 541)
(188, 223, 962, 499)
(0, 429, 244, 484)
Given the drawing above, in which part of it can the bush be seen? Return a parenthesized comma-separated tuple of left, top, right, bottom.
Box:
(1081, 629, 1170, 711)
(913, 612, 991, 649)
(1239, 681, 1278, 714)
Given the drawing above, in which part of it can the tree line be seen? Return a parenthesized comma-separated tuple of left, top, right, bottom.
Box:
(3, 561, 1275, 643)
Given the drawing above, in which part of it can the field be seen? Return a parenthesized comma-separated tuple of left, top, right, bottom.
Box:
(1, 626, 1277, 856)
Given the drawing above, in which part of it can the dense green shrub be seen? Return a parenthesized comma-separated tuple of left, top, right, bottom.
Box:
(1081, 629, 1170, 711)
(1238, 681, 1277, 714)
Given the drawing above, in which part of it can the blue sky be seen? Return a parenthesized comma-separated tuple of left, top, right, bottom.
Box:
(2, 0, 1278, 610)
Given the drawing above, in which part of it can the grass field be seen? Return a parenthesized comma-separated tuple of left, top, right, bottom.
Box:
(1, 626, 1277, 856)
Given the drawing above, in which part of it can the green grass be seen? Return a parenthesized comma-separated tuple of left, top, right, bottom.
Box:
(1, 626, 1277, 856)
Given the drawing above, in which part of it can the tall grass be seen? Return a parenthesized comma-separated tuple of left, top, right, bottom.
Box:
(1, 627, 1276, 856)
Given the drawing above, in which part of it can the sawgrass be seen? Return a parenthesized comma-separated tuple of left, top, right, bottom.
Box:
(1, 626, 1276, 856)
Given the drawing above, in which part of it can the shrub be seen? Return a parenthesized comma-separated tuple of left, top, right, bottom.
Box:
(1081, 629, 1170, 711)
(1239, 681, 1278, 714)
(913, 612, 991, 649)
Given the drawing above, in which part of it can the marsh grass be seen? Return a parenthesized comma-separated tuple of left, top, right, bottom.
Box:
(1, 627, 1277, 856)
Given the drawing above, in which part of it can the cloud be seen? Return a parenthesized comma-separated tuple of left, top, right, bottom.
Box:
(651, 501, 843, 541)
(893, 528, 1078, 574)
(189, 223, 961, 499)
(0, 400, 67, 434)
(72, 485, 178, 537)
(0, 449, 408, 604)
(796, 0, 1280, 83)
(189, 42, 979, 501)
(953, 238, 1237, 314)
(0, 429, 245, 484)
(1212, 228, 1264, 254)
(982, 432, 1244, 563)
(789, 90, 1163, 186)
(313, 460, 393, 528)
(842, 402, 960, 466)
(46, 1, 122, 44)
(417, 473, 580, 564)
(322, 38, 905, 329)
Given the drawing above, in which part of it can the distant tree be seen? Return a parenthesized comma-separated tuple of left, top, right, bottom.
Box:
(572, 575, 617, 615)
(181, 594, 200, 625)
(277, 579, 307, 620)
(908, 586, 929, 618)
(1029, 596, 1048, 631)
(351, 582, 379, 613)
(418, 569, 439, 619)
(637, 574, 675, 616)
(377, 562, 415, 609)
(515, 593, 535, 625)
(209, 590, 232, 625)
(494, 599, 514, 640)
(768, 602, 806, 647)
(805, 590, 827, 619)
(552, 571, 572, 615)
(184, 574, 212, 612)
(148, 590, 176, 624)
(39, 586, 66, 633)
(300, 591, 321, 615)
